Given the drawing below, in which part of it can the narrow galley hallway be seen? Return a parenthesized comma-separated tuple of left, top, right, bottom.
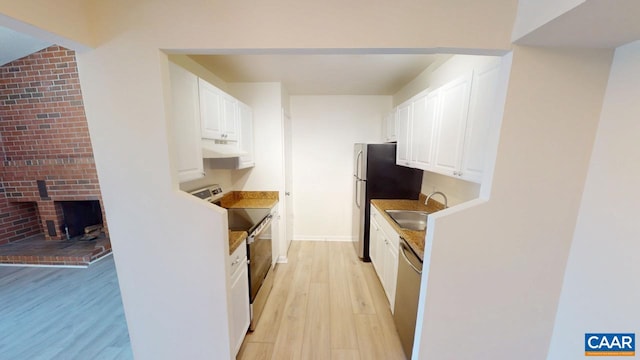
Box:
(237, 241, 406, 360)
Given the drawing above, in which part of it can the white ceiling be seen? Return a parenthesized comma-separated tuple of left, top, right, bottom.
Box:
(190, 54, 449, 95)
(0, 26, 52, 66)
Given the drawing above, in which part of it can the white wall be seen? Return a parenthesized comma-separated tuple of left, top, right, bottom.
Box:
(169, 55, 229, 92)
(290, 96, 391, 241)
(393, 55, 501, 106)
(0, 0, 94, 48)
(414, 47, 612, 360)
(547, 41, 640, 360)
(227, 83, 284, 192)
(421, 171, 480, 206)
(511, 0, 585, 42)
(76, 48, 233, 360)
(179, 168, 233, 193)
(393, 55, 450, 106)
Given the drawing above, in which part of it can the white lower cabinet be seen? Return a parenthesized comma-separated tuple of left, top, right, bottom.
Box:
(369, 216, 383, 276)
(383, 234, 399, 308)
(369, 205, 399, 311)
(229, 240, 249, 356)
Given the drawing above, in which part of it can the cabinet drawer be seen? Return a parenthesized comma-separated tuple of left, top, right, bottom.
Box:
(228, 240, 247, 274)
(372, 205, 399, 250)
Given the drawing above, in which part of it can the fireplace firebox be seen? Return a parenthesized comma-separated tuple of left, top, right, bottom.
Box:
(57, 201, 103, 239)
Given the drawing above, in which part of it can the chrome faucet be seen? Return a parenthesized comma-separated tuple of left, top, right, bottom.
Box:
(425, 191, 448, 208)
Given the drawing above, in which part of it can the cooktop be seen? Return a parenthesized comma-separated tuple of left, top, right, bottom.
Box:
(227, 208, 271, 235)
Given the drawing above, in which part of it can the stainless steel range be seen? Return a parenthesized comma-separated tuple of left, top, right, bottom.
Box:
(189, 185, 275, 331)
(227, 207, 274, 330)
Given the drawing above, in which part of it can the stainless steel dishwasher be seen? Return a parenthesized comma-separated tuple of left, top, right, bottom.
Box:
(393, 237, 423, 359)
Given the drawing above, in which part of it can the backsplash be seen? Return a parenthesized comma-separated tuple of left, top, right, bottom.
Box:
(420, 170, 481, 206)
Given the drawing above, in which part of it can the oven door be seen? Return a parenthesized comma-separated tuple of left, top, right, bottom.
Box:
(247, 216, 272, 303)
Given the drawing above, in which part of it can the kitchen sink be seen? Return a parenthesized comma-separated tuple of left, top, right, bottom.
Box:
(385, 210, 429, 231)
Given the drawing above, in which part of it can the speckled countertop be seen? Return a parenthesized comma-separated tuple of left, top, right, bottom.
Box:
(228, 230, 248, 254)
(223, 191, 279, 254)
(371, 194, 444, 261)
(221, 191, 279, 210)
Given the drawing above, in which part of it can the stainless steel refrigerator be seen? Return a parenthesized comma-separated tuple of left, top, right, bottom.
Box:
(352, 143, 423, 261)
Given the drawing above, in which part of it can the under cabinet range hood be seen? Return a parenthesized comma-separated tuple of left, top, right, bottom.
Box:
(202, 139, 246, 158)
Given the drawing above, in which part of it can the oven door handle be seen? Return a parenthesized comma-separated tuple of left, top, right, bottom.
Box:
(247, 214, 273, 244)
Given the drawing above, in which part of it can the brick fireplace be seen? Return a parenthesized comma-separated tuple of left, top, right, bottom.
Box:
(0, 45, 109, 245)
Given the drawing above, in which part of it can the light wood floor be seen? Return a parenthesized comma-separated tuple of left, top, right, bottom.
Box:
(0, 255, 133, 359)
(237, 241, 406, 360)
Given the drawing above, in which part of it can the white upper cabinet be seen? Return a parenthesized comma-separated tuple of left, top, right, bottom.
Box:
(169, 62, 204, 183)
(382, 109, 397, 143)
(237, 102, 255, 169)
(460, 61, 502, 182)
(395, 101, 412, 166)
(432, 72, 472, 177)
(199, 78, 238, 141)
(221, 93, 238, 141)
(410, 89, 438, 170)
(198, 79, 223, 139)
(395, 59, 503, 183)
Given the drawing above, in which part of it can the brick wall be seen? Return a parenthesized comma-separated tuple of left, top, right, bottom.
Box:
(0, 191, 41, 246)
(0, 45, 108, 242)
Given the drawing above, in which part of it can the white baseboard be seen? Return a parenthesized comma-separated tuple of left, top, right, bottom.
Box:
(293, 235, 353, 242)
(0, 263, 87, 269)
(276, 255, 288, 263)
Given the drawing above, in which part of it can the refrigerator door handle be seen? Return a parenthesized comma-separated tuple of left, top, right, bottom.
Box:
(355, 150, 363, 179)
(354, 177, 361, 209)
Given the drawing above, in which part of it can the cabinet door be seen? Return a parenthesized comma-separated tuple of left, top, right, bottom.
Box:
(230, 257, 250, 356)
(411, 90, 438, 170)
(459, 61, 501, 183)
(369, 216, 382, 278)
(237, 102, 254, 169)
(395, 101, 412, 167)
(433, 72, 472, 176)
(383, 239, 399, 311)
(199, 79, 224, 140)
(169, 62, 204, 183)
(221, 94, 238, 141)
(383, 109, 397, 142)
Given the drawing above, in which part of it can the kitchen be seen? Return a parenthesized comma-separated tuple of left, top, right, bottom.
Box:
(168, 52, 510, 358)
(4, 1, 628, 358)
